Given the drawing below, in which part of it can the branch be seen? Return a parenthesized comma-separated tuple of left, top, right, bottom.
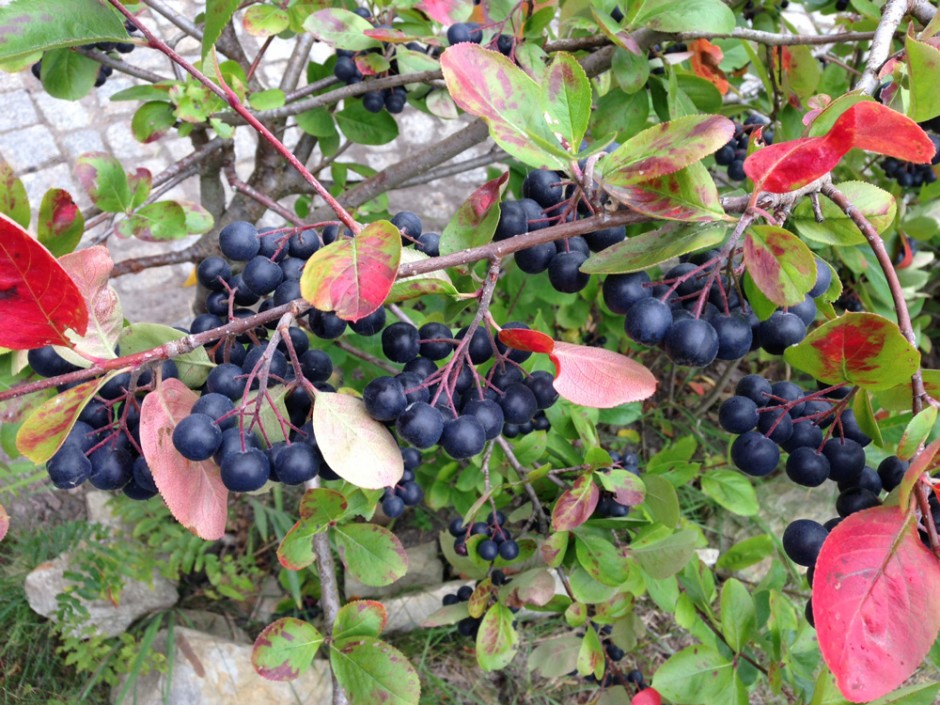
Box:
(855, 0, 909, 95)
(678, 29, 877, 46)
(224, 161, 304, 225)
(74, 46, 169, 83)
(109, 0, 361, 235)
(305, 480, 350, 705)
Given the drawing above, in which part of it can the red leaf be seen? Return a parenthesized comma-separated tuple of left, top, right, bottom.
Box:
(140, 378, 229, 540)
(299, 220, 401, 322)
(496, 328, 555, 354)
(743, 134, 844, 193)
(632, 688, 662, 705)
(831, 101, 935, 164)
(814, 506, 940, 702)
(551, 474, 599, 531)
(689, 40, 728, 95)
(497, 330, 657, 408)
(898, 438, 940, 512)
(416, 0, 472, 25)
(0, 212, 88, 349)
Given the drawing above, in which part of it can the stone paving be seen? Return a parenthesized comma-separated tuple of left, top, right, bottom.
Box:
(0, 1, 489, 325)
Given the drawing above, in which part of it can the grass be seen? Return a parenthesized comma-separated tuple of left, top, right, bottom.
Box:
(0, 520, 110, 705)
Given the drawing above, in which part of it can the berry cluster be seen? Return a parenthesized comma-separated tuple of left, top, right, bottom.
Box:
(448, 511, 520, 562)
(881, 131, 940, 187)
(441, 570, 516, 638)
(567, 623, 648, 690)
(446, 22, 517, 58)
(720, 372, 914, 625)
(331, 8, 420, 115)
(36, 346, 175, 500)
(380, 447, 424, 518)
(594, 450, 640, 518)
(31, 21, 137, 90)
(714, 115, 773, 182)
(495, 168, 626, 294)
(605, 251, 829, 368)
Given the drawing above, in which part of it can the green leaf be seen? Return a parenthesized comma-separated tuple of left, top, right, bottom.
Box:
(203, 0, 240, 58)
(791, 182, 896, 246)
(700, 470, 758, 516)
(334, 522, 408, 587)
(251, 617, 324, 681)
(603, 161, 727, 222)
(249, 88, 286, 111)
(715, 534, 774, 572)
(243, 5, 290, 36)
(75, 152, 132, 214)
(641, 474, 680, 528)
(476, 604, 518, 671)
(897, 407, 938, 461)
(653, 644, 735, 703)
(330, 637, 420, 705)
(743, 225, 816, 307)
(333, 600, 387, 640)
(631, 0, 735, 33)
(303, 9, 383, 51)
(742, 271, 777, 321)
(299, 487, 349, 523)
(599, 115, 735, 186)
(0, 159, 29, 228)
(544, 52, 591, 149)
(577, 625, 605, 678)
(335, 100, 399, 145)
(581, 222, 726, 274)
(784, 312, 921, 391)
(297, 107, 337, 137)
(176, 200, 214, 234)
(528, 637, 582, 678)
(0, 0, 128, 62)
(131, 102, 177, 144)
(439, 172, 508, 256)
(631, 527, 698, 579)
(720, 578, 756, 652)
(118, 322, 212, 388)
(387, 250, 459, 303)
(277, 518, 319, 570)
(114, 201, 187, 241)
(574, 527, 631, 586)
(40, 48, 98, 101)
(611, 46, 651, 95)
(440, 44, 569, 170)
(907, 35, 940, 123)
(37, 189, 83, 256)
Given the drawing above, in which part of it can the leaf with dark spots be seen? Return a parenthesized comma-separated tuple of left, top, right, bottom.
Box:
(333, 600, 388, 640)
(544, 52, 591, 150)
(15, 378, 106, 463)
(0, 0, 129, 63)
(551, 474, 599, 531)
(202, 0, 240, 58)
(0, 159, 29, 228)
(0, 212, 88, 349)
(75, 153, 133, 214)
(784, 313, 920, 391)
(252, 618, 324, 682)
(37, 189, 83, 257)
(814, 506, 940, 702)
(300, 220, 401, 322)
(333, 522, 408, 587)
(743, 225, 816, 307)
(603, 162, 728, 222)
(475, 604, 518, 671)
(582, 222, 726, 274)
(600, 115, 735, 186)
(440, 44, 570, 170)
(330, 637, 420, 705)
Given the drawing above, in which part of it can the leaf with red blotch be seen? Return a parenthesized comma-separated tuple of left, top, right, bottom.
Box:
(814, 506, 940, 702)
(440, 44, 570, 170)
(632, 688, 662, 705)
(743, 225, 816, 307)
(416, 0, 473, 25)
(599, 115, 735, 187)
(898, 438, 940, 512)
(690, 40, 728, 95)
(439, 171, 508, 256)
(0, 159, 29, 228)
(312, 392, 404, 489)
(831, 100, 936, 164)
(552, 474, 599, 531)
(333, 600, 388, 640)
(37, 189, 83, 257)
(603, 162, 728, 223)
(0, 212, 88, 350)
(16, 377, 107, 464)
(783, 312, 920, 391)
(252, 617, 324, 682)
(743, 133, 844, 193)
(0, 502, 8, 543)
(299, 220, 401, 323)
(497, 328, 657, 408)
(56, 246, 122, 364)
(140, 378, 229, 540)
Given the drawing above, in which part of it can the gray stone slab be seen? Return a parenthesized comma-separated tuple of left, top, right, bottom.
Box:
(0, 123, 60, 171)
(34, 90, 92, 130)
(0, 88, 39, 131)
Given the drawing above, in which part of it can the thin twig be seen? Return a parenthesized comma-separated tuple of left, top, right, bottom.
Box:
(855, 0, 909, 95)
(74, 47, 169, 83)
